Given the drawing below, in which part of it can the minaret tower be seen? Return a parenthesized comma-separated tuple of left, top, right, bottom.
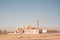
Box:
(36, 17, 39, 28)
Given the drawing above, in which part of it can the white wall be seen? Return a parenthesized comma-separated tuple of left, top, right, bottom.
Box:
(24, 29, 39, 34)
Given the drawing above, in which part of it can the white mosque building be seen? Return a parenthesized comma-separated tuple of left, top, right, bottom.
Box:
(16, 18, 47, 34)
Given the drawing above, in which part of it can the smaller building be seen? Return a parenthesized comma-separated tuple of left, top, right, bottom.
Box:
(42, 29, 47, 33)
(16, 28, 24, 34)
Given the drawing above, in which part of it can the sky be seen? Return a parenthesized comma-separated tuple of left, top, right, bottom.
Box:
(0, 0, 60, 31)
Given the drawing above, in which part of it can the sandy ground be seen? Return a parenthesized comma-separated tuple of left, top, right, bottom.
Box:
(0, 33, 60, 40)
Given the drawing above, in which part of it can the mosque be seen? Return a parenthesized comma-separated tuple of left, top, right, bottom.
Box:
(16, 18, 47, 34)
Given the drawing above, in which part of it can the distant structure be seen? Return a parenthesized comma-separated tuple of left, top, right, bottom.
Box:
(42, 25, 47, 33)
(42, 29, 47, 33)
(5, 17, 60, 34)
(16, 28, 24, 34)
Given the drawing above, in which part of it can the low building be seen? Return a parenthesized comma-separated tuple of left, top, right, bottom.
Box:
(16, 28, 24, 34)
(42, 29, 47, 33)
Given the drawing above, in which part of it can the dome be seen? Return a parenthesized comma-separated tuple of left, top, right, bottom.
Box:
(24, 24, 30, 29)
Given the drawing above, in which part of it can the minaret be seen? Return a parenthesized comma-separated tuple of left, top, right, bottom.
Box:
(36, 17, 39, 28)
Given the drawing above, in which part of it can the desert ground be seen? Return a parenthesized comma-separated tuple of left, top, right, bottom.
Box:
(0, 33, 60, 40)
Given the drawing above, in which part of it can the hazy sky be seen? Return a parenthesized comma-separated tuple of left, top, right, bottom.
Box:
(0, 0, 60, 30)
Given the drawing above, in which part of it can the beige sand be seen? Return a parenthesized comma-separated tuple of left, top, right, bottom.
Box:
(0, 33, 60, 40)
